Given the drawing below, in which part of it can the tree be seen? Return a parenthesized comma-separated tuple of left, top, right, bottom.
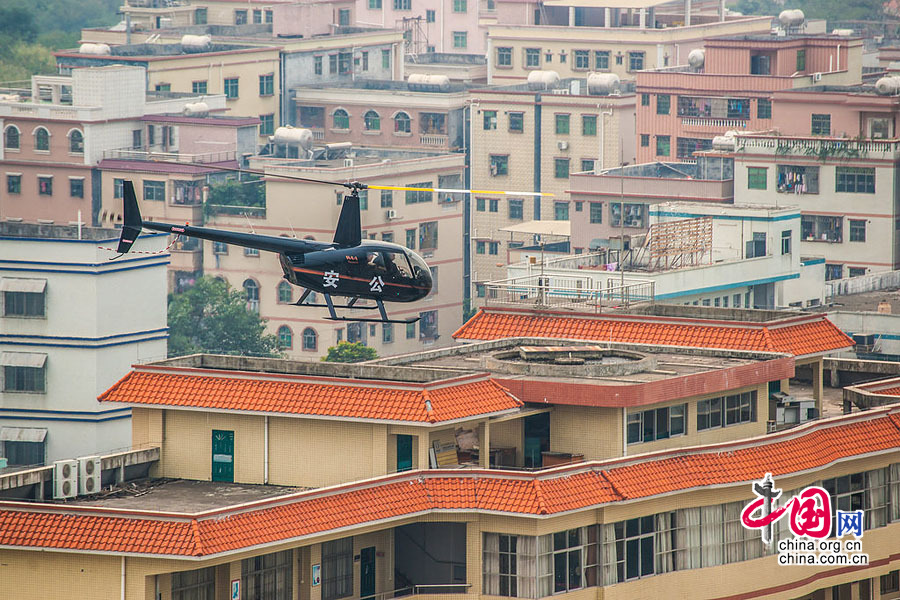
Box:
(322, 341, 378, 363)
(167, 277, 281, 358)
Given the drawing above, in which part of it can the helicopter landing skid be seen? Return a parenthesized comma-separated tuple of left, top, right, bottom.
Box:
(305, 294, 420, 324)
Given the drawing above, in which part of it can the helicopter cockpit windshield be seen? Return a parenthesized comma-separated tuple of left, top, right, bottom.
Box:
(407, 251, 431, 286)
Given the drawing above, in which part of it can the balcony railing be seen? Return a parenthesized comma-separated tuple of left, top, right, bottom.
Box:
(485, 275, 655, 311)
(420, 134, 448, 147)
(103, 148, 237, 163)
(736, 135, 900, 158)
(681, 117, 748, 129)
(310, 128, 325, 140)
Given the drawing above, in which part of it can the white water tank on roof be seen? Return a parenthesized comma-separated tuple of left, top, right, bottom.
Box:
(778, 9, 805, 28)
(79, 43, 111, 55)
(181, 34, 211, 52)
(272, 126, 313, 151)
(712, 135, 736, 150)
(586, 72, 620, 95)
(526, 70, 560, 90)
(876, 76, 900, 95)
(832, 28, 854, 36)
(407, 73, 451, 92)
(688, 48, 705, 70)
(183, 102, 209, 117)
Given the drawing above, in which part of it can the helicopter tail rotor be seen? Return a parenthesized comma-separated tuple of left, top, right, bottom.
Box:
(116, 180, 144, 254)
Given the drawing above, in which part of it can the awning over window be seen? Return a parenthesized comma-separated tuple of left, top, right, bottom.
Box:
(0, 352, 47, 368)
(0, 427, 47, 442)
(0, 278, 47, 293)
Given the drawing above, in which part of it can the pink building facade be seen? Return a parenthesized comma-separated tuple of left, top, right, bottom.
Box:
(635, 35, 863, 164)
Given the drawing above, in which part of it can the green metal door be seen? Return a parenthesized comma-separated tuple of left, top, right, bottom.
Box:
(397, 434, 413, 472)
(360, 546, 376, 600)
(212, 430, 234, 482)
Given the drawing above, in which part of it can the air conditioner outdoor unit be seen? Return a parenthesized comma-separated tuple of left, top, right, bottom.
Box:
(812, 72, 822, 81)
(78, 456, 102, 495)
(53, 459, 78, 500)
(386, 209, 397, 220)
(557, 141, 569, 151)
(343, 158, 354, 167)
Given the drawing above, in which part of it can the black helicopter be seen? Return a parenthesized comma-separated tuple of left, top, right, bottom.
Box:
(116, 179, 432, 323)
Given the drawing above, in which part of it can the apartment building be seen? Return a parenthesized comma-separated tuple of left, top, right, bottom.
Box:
(119, 0, 294, 30)
(731, 82, 900, 281)
(468, 78, 635, 298)
(55, 42, 281, 145)
(4, 312, 893, 600)
(635, 33, 863, 164)
(0, 66, 222, 226)
(486, 10, 773, 84)
(201, 146, 464, 359)
(291, 79, 473, 152)
(355, 0, 489, 55)
(0, 223, 167, 466)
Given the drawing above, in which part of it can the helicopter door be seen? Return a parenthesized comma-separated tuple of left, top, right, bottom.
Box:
(383, 251, 413, 281)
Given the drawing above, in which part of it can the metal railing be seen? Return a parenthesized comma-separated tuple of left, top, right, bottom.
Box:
(485, 275, 654, 311)
(365, 584, 471, 600)
(420, 134, 448, 147)
(102, 148, 236, 163)
(682, 117, 748, 128)
(736, 135, 899, 156)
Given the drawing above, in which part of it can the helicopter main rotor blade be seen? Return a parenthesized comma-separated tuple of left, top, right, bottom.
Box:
(365, 184, 554, 197)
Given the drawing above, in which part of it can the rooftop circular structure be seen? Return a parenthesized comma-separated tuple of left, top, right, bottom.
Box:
(482, 345, 655, 378)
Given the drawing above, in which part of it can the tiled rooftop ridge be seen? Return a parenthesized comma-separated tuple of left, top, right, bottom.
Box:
(452, 308, 853, 357)
(2, 408, 898, 557)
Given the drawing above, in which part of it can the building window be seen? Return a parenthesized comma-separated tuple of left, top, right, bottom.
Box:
(781, 230, 791, 255)
(34, 127, 49, 151)
(420, 112, 446, 134)
(242, 550, 292, 600)
(483, 110, 497, 130)
(849, 219, 866, 242)
(369, 0, 382, 7)
(555, 114, 569, 134)
(406, 321, 416, 339)
(640, 134, 649, 147)
(213, 241, 228, 255)
(143, 180, 165, 201)
(697, 391, 757, 431)
(363, 110, 380, 131)
(627, 404, 686, 443)
(390, 111, 411, 134)
(525, 48, 540, 67)
(849, 267, 866, 277)
(836, 167, 875, 194)
(314, 56, 323, 76)
(825, 263, 843, 280)
(747, 167, 767, 190)
(883, 572, 900, 596)
(406, 229, 416, 249)
(628, 51, 644, 71)
(476, 241, 485, 254)
(277, 326, 292, 350)
(258, 74, 274, 96)
(426, 8, 435, 21)
(776, 164, 818, 194)
(489, 154, 508, 176)
(488, 242, 499, 255)
(382, 49, 391, 69)
(811, 113, 831, 136)
(822, 469, 890, 534)
(758, 98, 772, 119)
(224, 78, 239, 99)
(496, 46, 512, 66)
(574, 50, 590, 70)
(452, 31, 467, 49)
(581, 159, 595, 172)
(419, 221, 438, 250)
(154, 83, 171, 93)
(361, 51, 369, 71)
(554, 158, 569, 179)
(453, 0, 467, 11)
(265, 9, 273, 22)
(590, 202, 603, 224)
(394, 0, 411, 8)
(277, 281, 292, 304)
(641, 93, 649, 106)
(582, 115, 596, 136)
(610, 202, 646, 228)
(68, 130, 84, 153)
(338, 8, 350, 25)
(192, 80, 207, 94)
(405, 181, 432, 204)
(69, 178, 84, 199)
(243, 279, 260, 313)
(2, 352, 47, 394)
(333, 109, 350, 130)
(657, 94, 670, 115)
(2, 279, 46, 318)
(509, 198, 523, 220)
(259, 114, 274, 136)
(508, 112, 524, 132)
(554, 201, 569, 221)
(676, 137, 712, 160)
(37, 176, 52, 196)
(796, 49, 806, 71)
(234, 9, 248, 24)
(301, 327, 317, 351)
(4, 126, 20, 150)
(802, 215, 842, 242)
(6, 174, 20, 194)
(594, 50, 609, 70)
(655, 135, 670, 157)
(607, 516, 658, 582)
(194, 8, 207, 24)
(382, 232, 393, 243)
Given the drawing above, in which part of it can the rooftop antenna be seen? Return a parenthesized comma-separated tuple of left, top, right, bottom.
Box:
(242, 211, 256, 234)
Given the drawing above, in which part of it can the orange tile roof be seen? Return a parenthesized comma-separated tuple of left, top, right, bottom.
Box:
(452, 308, 853, 357)
(98, 369, 522, 424)
(2, 410, 898, 558)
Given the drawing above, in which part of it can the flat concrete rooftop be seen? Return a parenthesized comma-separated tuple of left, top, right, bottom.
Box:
(71, 479, 303, 513)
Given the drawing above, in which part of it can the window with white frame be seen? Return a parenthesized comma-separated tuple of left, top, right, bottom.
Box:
(627, 404, 686, 444)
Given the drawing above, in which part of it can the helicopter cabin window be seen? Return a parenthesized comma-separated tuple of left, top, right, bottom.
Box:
(419, 221, 438, 251)
(277, 326, 293, 350)
(302, 328, 317, 351)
